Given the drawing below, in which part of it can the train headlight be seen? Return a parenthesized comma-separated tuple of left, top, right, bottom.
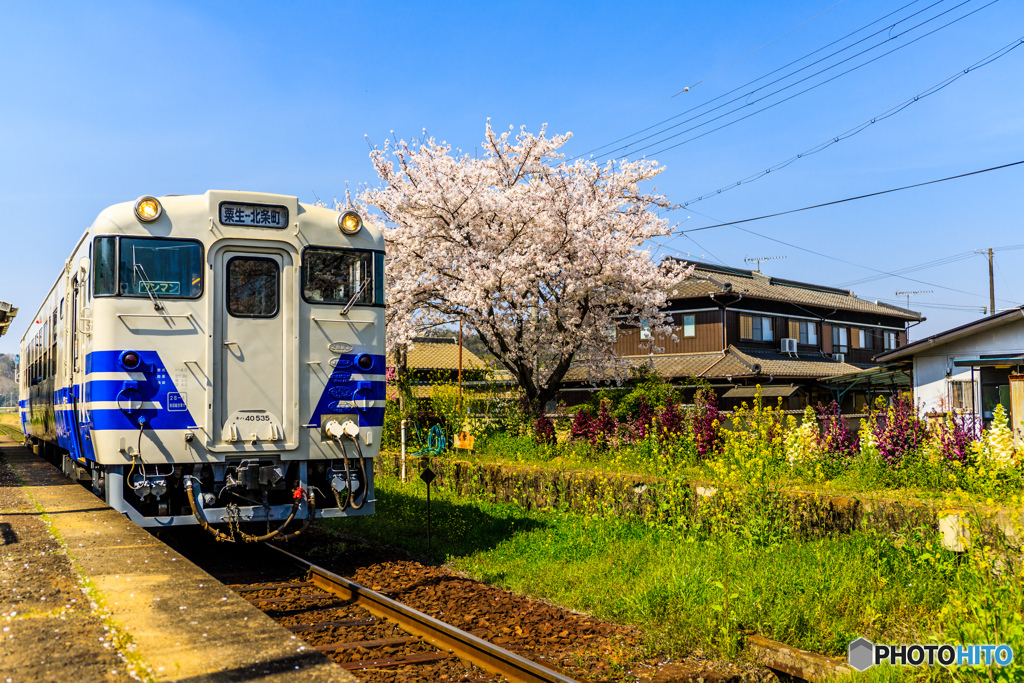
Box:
(134, 196, 163, 223)
(339, 211, 362, 235)
(119, 350, 142, 371)
(355, 353, 374, 372)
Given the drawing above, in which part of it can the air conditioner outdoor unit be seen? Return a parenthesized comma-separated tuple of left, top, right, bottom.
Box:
(833, 353, 845, 363)
(780, 338, 798, 354)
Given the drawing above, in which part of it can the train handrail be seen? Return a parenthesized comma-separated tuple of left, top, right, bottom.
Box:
(116, 313, 194, 320)
(311, 317, 375, 325)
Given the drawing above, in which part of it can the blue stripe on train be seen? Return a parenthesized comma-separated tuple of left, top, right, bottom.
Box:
(83, 350, 198, 432)
(308, 354, 386, 429)
(18, 399, 28, 436)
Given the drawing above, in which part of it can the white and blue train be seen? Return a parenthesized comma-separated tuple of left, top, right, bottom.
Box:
(18, 191, 383, 540)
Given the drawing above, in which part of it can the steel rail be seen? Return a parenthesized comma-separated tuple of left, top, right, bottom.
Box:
(267, 543, 579, 683)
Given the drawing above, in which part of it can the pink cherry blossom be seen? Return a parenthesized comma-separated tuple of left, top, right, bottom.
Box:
(362, 123, 692, 408)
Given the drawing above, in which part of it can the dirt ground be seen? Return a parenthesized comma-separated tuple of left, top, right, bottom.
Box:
(0, 448, 136, 683)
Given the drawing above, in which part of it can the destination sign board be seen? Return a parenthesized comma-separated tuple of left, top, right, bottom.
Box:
(219, 202, 289, 228)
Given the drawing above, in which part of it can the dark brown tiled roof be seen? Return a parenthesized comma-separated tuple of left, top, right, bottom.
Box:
(704, 346, 864, 379)
(641, 353, 725, 378)
(668, 261, 921, 321)
(564, 346, 863, 383)
(563, 352, 723, 382)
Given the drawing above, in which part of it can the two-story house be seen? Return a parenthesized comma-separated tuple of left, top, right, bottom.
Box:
(565, 261, 922, 411)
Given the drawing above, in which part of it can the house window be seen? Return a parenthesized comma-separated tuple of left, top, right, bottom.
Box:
(858, 329, 873, 350)
(799, 321, 817, 345)
(832, 326, 849, 353)
(682, 314, 696, 338)
(950, 380, 975, 413)
(740, 315, 773, 342)
(884, 331, 898, 350)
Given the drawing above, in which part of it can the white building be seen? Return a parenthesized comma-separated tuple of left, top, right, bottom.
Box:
(876, 307, 1024, 433)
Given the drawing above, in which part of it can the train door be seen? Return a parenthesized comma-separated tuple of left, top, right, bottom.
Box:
(69, 274, 87, 461)
(215, 249, 293, 447)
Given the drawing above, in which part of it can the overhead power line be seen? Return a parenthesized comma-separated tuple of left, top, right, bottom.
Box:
(676, 36, 1024, 208)
(839, 251, 976, 287)
(728, 225, 996, 301)
(633, 0, 1002, 160)
(680, 0, 851, 92)
(839, 243, 1024, 288)
(658, 205, 1019, 306)
(565, 0, 855, 153)
(580, 0, 996, 160)
(870, 297, 988, 312)
(680, 159, 1024, 234)
(572, 0, 930, 157)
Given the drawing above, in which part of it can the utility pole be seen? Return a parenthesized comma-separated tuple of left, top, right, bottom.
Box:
(974, 248, 996, 315)
(988, 247, 995, 316)
(458, 316, 463, 414)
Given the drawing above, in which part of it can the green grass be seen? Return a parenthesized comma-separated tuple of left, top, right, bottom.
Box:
(397, 429, 1024, 508)
(328, 470, 1023, 681)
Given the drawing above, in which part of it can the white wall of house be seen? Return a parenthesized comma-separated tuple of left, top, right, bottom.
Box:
(910, 318, 1024, 420)
(913, 355, 975, 415)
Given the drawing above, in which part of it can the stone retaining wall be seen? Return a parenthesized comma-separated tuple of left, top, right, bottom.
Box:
(380, 453, 1024, 551)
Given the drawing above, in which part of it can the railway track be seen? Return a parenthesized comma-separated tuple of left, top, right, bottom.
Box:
(0, 423, 22, 440)
(220, 543, 580, 682)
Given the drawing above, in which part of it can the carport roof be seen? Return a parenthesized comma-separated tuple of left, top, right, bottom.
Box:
(0, 301, 17, 338)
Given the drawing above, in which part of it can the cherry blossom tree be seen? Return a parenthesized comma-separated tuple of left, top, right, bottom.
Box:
(362, 123, 691, 410)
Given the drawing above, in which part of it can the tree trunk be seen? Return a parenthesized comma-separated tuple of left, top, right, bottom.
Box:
(395, 343, 409, 411)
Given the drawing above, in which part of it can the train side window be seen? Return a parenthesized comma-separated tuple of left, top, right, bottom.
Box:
(375, 252, 385, 305)
(94, 237, 117, 296)
(301, 247, 381, 306)
(227, 257, 279, 318)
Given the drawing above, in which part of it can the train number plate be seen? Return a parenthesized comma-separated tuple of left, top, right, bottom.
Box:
(219, 202, 289, 228)
(222, 410, 285, 443)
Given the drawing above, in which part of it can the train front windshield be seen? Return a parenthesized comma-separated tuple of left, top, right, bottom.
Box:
(93, 237, 203, 298)
(302, 248, 384, 306)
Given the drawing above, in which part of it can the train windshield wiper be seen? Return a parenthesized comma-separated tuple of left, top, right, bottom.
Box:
(341, 278, 369, 316)
(134, 263, 165, 311)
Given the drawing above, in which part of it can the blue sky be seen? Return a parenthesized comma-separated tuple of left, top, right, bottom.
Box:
(2, 0, 1022, 353)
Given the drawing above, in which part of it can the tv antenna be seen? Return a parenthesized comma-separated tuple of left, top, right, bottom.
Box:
(744, 255, 786, 272)
(895, 290, 932, 310)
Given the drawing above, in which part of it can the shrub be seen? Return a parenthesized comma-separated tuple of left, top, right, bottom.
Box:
(785, 407, 819, 469)
(626, 398, 655, 442)
(592, 399, 620, 449)
(692, 387, 721, 460)
(533, 413, 556, 445)
(934, 410, 980, 465)
(976, 403, 1018, 469)
(569, 406, 595, 443)
(658, 394, 688, 437)
(614, 373, 674, 421)
(870, 393, 928, 468)
(816, 401, 858, 475)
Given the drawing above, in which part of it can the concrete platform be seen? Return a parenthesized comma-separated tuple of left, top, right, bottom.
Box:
(0, 434, 358, 683)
